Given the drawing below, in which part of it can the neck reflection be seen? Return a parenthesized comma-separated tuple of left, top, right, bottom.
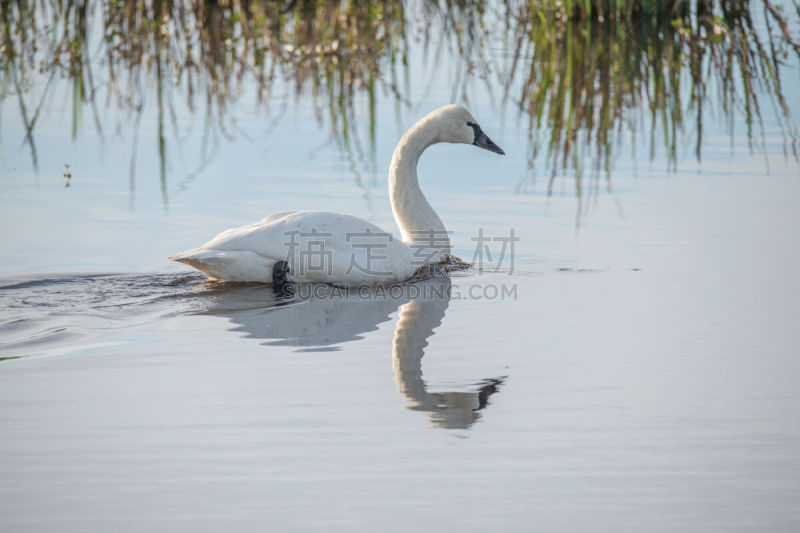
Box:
(392, 277, 503, 430)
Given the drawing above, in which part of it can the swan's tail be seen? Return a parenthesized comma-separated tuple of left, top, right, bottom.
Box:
(170, 248, 278, 283)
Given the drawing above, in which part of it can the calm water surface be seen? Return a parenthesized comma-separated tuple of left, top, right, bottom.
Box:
(1, 2, 800, 531)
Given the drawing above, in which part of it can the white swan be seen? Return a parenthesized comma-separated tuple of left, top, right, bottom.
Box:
(170, 104, 504, 286)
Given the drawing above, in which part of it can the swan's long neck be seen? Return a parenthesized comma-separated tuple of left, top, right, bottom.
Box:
(389, 119, 450, 259)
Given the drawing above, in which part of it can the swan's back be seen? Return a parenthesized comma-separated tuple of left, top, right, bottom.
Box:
(171, 211, 416, 286)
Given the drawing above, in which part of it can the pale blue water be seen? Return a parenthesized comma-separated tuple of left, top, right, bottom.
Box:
(2, 5, 800, 531)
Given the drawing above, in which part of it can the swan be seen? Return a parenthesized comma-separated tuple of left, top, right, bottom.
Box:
(170, 104, 504, 286)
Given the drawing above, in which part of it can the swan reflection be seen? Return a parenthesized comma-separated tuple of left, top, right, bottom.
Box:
(197, 282, 401, 349)
(199, 276, 504, 429)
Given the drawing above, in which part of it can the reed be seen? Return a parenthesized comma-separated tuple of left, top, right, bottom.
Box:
(504, 0, 800, 193)
(2, 0, 798, 201)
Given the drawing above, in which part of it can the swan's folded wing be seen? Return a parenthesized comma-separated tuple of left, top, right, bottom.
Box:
(185, 211, 310, 259)
(182, 211, 391, 259)
(171, 211, 416, 284)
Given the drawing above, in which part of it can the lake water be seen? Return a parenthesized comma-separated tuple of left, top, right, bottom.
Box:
(1, 2, 800, 531)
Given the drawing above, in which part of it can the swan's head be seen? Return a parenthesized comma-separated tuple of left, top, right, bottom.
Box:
(433, 104, 505, 155)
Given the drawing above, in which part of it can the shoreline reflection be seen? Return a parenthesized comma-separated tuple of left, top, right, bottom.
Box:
(4, 1, 798, 200)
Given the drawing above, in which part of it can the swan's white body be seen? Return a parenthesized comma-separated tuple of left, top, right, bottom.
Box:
(171, 210, 416, 284)
(171, 104, 504, 286)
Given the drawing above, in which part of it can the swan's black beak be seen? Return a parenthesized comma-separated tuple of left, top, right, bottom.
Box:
(469, 123, 505, 155)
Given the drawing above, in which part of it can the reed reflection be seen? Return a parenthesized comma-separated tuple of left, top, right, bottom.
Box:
(506, 0, 800, 195)
(3, 0, 798, 201)
(199, 275, 504, 430)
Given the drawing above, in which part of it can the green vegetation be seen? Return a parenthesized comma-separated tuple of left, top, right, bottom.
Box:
(2, 0, 798, 201)
(504, 0, 800, 192)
